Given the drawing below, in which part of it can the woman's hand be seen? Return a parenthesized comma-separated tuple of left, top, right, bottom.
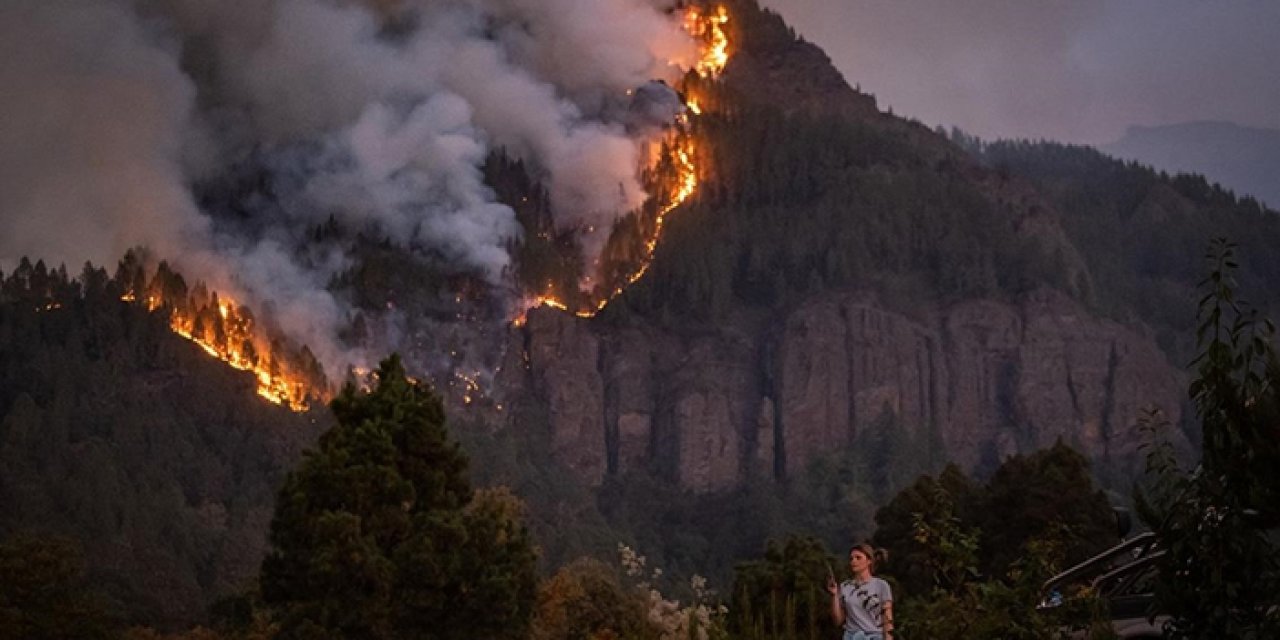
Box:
(827, 574, 845, 626)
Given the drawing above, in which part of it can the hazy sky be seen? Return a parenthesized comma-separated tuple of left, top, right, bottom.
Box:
(759, 0, 1280, 144)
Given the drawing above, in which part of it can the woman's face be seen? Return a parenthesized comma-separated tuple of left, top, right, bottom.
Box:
(849, 549, 870, 574)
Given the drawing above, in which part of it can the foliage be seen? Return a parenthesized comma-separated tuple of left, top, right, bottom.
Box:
(607, 98, 1073, 327)
(618, 545, 727, 640)
(728, 536, 837, 640)
(0, 533, 117, 640)
(873, 444, 1117, 599)
(259, 355, 538, 639)
(896, 498, 1112, 640)
(451, 404, 623, 574)
(975, 443, 1118, 575)
(532, 557, 662, 640)
(531, 545, 728, 640)
(872, 465, 979, 596)
(1136, 239, 1280, 638)
(0, 257, 324, 628)
(965, 135, 1280, 363)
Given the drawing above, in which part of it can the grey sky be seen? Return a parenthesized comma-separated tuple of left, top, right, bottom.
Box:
(758, 0, 1280, 144)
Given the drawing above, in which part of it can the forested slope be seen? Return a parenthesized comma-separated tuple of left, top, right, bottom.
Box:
(0, 260, 327, 628)
(961, 135, 1280, 361)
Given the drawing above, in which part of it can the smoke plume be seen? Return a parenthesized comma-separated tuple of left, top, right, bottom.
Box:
(1, 0, 697, 377)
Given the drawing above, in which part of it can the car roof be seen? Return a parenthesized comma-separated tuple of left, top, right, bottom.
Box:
(1042, 531, 1159, 593)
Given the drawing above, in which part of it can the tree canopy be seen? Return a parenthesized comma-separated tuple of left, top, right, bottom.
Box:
(0, 534, 115, 640)
(260, 355, 537, 640)
(873, 444, 1116, 599)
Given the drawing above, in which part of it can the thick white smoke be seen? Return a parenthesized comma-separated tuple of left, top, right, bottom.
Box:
(1, 0, 697, 376)
(0, 0, 206, 271)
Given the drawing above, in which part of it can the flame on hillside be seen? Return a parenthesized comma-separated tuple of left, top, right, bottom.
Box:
(513, 4, 730, 325)
(122, 281, 328, 411)
(684, 4, 731, 78)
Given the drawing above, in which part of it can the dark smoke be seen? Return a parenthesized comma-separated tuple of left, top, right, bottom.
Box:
(1, 0, 698, 377)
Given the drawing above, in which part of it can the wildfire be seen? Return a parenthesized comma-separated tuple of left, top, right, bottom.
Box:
(452, 370, 484, 406)
(512, 4, 729, 326)
(512, 294, 593, 327)
(684, 4, 731, 78)
(121, 281, 326, 411)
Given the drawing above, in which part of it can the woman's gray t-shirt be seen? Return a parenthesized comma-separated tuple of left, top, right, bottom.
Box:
(839, 577, 892, 633)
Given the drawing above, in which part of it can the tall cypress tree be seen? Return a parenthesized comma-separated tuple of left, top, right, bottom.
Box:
(260, 355, 536, 639)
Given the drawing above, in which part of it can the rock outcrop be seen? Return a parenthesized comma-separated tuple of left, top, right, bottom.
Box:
(492, 1, 1190, 493)
(504, 288, 1186, 493)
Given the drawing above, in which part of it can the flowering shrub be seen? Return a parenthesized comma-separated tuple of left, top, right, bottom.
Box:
(619, 544, 728, 640)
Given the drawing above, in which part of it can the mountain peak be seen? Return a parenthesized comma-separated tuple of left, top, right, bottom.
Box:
(717, 0, 878, 118)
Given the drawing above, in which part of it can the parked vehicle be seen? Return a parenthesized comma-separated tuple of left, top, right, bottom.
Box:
(1038, 532, 1167, 639)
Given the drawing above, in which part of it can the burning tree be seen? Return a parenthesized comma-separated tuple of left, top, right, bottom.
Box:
(114, 250, 330, 411)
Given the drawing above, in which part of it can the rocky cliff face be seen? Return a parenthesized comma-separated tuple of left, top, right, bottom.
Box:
(489, 0, 1190, 493)
(501, 288, 1186, 492)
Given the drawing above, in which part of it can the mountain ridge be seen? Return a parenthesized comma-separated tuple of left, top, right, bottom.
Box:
(498, 0, 1195, 493)
(1102, 119, 1280, 209)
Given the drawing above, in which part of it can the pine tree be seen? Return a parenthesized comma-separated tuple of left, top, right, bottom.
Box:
(260, 355, 537, 639)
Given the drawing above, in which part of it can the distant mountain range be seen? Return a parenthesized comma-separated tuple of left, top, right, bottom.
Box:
(1102, 121, 1280, 209)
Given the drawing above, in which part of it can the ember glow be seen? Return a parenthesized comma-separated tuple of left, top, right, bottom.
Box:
(513, 123, 700, 324)
(11, 0, 738, 415)
(122, 288, 327, 412)
(513, 4, 730, 324)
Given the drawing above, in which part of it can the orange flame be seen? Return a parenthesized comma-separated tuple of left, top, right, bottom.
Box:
(122, 288, 324, 411)
(512, 5, 727, 325)
(512, 129, 698, 325)
(684, 4, 731, 78)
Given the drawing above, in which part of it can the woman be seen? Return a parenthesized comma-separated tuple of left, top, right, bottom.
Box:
(827, 543, 894, 640)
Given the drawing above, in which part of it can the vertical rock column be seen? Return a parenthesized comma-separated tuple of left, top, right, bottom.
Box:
(773, 296, 941, 478)
(663, 337, 756, 493)
(524, 307, 607, 484)
(603, 329, 657, 476)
